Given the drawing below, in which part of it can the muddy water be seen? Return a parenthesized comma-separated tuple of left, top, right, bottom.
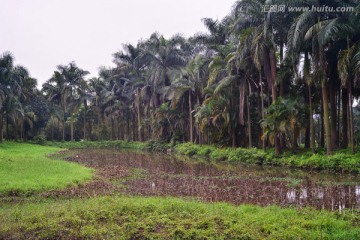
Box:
(68, 149, 360, 211)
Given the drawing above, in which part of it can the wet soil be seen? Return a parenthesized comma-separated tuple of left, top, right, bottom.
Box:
(52, 149, 360, 211)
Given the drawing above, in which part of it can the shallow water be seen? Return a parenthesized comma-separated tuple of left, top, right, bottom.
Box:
(68, 149, 360, 211)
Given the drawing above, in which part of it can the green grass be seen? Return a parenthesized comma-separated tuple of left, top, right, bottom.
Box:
(0, 142, 93, 195)
(1, 196, 359, 239)
(175, 142, 360, 173)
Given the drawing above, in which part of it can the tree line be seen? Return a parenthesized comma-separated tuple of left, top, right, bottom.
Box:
(1, 0, 360, 155)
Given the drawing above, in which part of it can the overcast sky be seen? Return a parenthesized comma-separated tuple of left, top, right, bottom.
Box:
(0, 0, 235, 87)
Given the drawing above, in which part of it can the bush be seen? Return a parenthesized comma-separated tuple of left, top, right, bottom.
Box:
(145, 140, 170, 152)
(33, 134, 47, 145)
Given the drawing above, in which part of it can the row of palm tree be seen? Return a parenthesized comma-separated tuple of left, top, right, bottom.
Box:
(2, 0, 360, 156)
(0, 52, 39, 142)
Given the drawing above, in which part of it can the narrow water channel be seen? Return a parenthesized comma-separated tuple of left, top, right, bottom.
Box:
(67, 149, 360, 211)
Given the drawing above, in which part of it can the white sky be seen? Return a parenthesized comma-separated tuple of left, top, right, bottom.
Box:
(0, 0, 235, 87)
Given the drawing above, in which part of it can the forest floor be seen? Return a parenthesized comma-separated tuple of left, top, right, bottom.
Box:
(0, 142, 359, 239)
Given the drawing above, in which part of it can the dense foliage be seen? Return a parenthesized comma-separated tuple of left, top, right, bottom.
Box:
(1, 0, 360, 157)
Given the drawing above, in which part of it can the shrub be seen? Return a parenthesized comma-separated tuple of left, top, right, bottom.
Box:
(33, 134, 47, 145)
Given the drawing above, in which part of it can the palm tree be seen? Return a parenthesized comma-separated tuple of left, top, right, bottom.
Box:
(165, 55, 210, 143)
(42, 71, 67, 141)
(0, 52, 26, 142)
(56, 62, 89, 141)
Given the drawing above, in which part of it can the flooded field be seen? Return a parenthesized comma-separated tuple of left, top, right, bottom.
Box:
(63, 149, 360, 211)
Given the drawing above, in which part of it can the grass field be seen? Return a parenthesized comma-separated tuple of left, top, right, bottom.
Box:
(1, 196, 359, 239)
(0, 142, 93, 195)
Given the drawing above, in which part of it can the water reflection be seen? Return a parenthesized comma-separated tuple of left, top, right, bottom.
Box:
(67, 149, 360, 211)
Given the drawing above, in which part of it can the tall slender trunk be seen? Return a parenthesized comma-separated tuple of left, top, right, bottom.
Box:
(6, 115, 9, 140)
(329, 81, 338, 149)
(247, 94, 252, 148)
(279, 44, 284, 97)
(110, 101, 114, 140)
(348, 80, 355, 153)
(126, 117, 130, 141)
(269, 48, 281, 155)
(83, 100, 87, 140)
(257, 85, 262, 148)
(188, 91, 193, 143)
(132, 111, 136, 141)
(260, 72, 265, 150)
(135, 93, 142, 141)
(51, 120, 54, 141)
(62, 108, 65, 141)
(70, 107, 74, 141)
(322, 79, 332, 155)
(304, 85, 310, 149)
(0, 113, 3, 142)
(337, 87, 341, 148)
(341, 88, 348, 148)
(320, 101, 325, 148)
(308, 85, 315, 153)
(269, 49, 277, 102)
(118, 116, 122, 140)
(20, 122, 23, 141)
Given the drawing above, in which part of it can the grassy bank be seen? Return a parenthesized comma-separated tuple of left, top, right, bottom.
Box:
(175, 143, 360, 173)
(0, 142, 92, 195)
(1, 195, 359, 239)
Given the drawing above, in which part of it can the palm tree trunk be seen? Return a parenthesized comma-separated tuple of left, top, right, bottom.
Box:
(132, 111, 136, 141)
(269, 48, 281, 155)
(247, 95, 252, 148)
(70, 107, 74, 141)
(135, 92, 142, 141)
(126, 117, 130, 141)
(6, 115, 9, 140)
(0, 113, 3, 142)
(308, 85, 315, 153)
(348, 80, 355, 153)
(188, 90, 193, 143)
(279, 44, 284, 97)
(83, 100, 87, 140)
(322, 79, 332, 155)
(329, 81, 338, 149)
(51, 120, 54, 141)
(21, 122, 24, 141)
(342, 88, 348, 148)
(269, 49, 277, 102)
(260, 72, 265, 150)
(62, 109, 65, 141)
(110, 101, 114, 140)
